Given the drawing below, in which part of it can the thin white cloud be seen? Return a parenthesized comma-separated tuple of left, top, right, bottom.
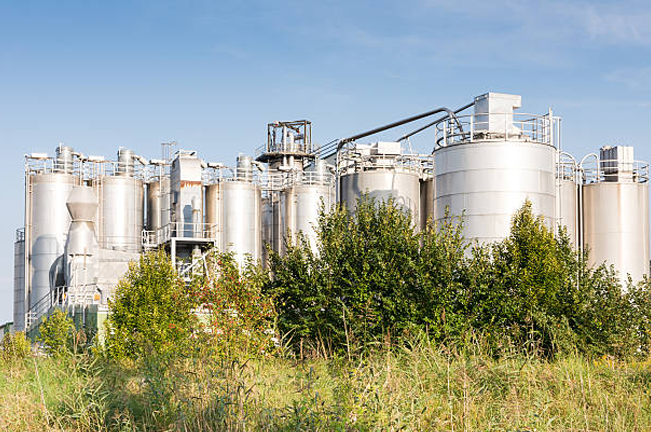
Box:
(605, 67, 651, 91)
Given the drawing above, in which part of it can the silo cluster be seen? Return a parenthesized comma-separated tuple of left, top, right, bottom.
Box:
(11, 93, 651, 334)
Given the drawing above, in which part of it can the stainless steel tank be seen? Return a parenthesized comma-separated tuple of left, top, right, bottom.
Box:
(282, 182, 335, 253)
(13, 235, 25, 331)
(582, 146, 650, 285)
(221, 180, 262, 265)
(28, 172, 76, 309)
(204, 182, 222, 242)
(146, 177, 170, 233)
(99, 175, 144, 251)
(339, 169, 421, 226)
(420, 177, 435, 230)
(583, 182, 649, 284)
(262, 192, 282, 258)
(433, 141, 556, 244)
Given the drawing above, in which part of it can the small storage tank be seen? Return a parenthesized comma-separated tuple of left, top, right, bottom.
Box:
(222, 155, 262, 265)
(27, 146, 77, 310)
(204, 181, 222, 243)
(419, 176, 435, 230)
(433, 93, 557, 244)
(262, 192, 282, 258)
(339, 141, 421, 227)
(282, 160, 335, 252)
(99, 149, 144, 251)
(13, 231, 25, 331)
(582, 146, 649, 285)
(146, 177, 170, 234)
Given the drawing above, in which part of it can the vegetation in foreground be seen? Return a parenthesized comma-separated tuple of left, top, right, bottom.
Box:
(2, 197, 651, 431)
(2, 341, 651, 431)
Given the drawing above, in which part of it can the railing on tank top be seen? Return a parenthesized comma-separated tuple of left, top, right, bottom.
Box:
(581, 157, 649, 184)
(434, 112, 560, 147)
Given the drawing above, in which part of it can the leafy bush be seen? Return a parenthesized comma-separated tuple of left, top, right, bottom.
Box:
(192, 251, 276, 358)
(266, 196, 651, 358)
(38, 309, 75, 356)
(1, 331, 31, 360)
(105, 250, 197, 359)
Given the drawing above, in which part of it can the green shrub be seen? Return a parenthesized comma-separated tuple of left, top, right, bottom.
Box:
(1, 331, 31, 360)
(267, 196, 651, 358)
(38, 309, 75, 356)
(105, 250, 197, 360)
(192, 251, 276, 358)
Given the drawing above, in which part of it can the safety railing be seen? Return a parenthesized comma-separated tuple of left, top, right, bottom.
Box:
(336, 146, 433, 177)
(156, 222, 218, 244)
(581, 157, 649, 184)
(435, 112, 559, 147)
(15, 228, 25, 242)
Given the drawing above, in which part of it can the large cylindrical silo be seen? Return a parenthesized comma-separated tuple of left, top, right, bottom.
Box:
(99, 175, 144, 251)
(340, 169, 421, 225)
(222, 180, 262, 265)
(433, 93, 557, 244)
(434, 141, 556, 243)
(582, 146, 649, 285)
(29, 172, 76, 309)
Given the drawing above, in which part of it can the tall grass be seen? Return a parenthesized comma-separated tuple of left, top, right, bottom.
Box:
(2, 338, 651, 431)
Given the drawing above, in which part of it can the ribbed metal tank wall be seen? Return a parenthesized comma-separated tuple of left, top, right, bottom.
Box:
(99, 176, 144, 251)
(29, 172, 75, 309)
(13, 236, 25, 331)
(339, 170, 421, 226)
(434, 141, 556, 243)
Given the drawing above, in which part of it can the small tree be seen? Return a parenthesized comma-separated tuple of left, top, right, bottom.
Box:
(193, 251, 275, 358)
(1, 331, 31, 360)
(38, 309, 75, 356)
(105, 250, 197, 359)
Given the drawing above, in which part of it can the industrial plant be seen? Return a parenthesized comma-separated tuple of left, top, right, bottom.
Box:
(11, 92, 650, 334)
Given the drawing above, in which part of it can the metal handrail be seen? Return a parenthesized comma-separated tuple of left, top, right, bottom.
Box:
(581, 158, 649, 184)
(336, 146, 433, 177)
(435, 112, 559, 147)
(156, 222, 218, 244)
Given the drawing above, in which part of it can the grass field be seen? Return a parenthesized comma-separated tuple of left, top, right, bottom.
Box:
(2, 339, 651, 432)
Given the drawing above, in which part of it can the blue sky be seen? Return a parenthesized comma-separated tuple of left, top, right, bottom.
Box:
(1, 0, 651, 322)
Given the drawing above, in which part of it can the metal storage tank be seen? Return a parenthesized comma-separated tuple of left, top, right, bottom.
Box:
(99, 149, 144, 251)
(146, 177, 170, 234)
(13, 231, 25, 331)
(262, 193, 282, 257)
(338, 142, 421, 227)
(222, 155, 262, 265)
(420, 177, 435, 230)
(204, 181, 222, 243)
(28, 169, 76, 310)
(282, 161, 335, 252)
(433, 93, 557, 244)
(557, 153, 579, 246)
(582, 146, 649, 285)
